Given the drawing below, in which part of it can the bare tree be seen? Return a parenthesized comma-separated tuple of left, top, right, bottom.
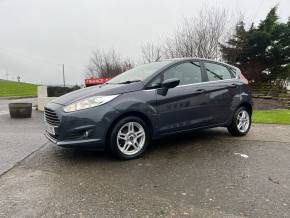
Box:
(87, 7, 230, 79)
(87, 49, 134, 78)
(141, 42, 162, 63)
(121, 57, 135, 72)
(163, 7, 228, 60)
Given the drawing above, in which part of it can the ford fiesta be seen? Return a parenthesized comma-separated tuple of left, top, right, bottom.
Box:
(44, 58, 252, 159)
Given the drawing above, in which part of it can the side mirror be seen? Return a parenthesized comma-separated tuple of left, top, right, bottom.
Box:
(157, 78, 180, 96)
(162, 78, 180, 89)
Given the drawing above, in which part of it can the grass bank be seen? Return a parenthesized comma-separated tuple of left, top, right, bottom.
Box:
(0, 79, 37, 97)
(252, 109, 290, 125)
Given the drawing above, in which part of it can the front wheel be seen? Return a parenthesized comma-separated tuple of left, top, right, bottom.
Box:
(108, 116, 150, 160)
(227, 107, 251, 136)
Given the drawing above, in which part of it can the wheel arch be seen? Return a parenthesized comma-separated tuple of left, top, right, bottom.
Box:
(105, 110, 154, 146)
(227, 101, 253, 126)
(237, 102, 253, 116)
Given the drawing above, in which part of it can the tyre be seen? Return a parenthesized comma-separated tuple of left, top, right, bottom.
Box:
(227, 107, 251, 136)
(108, 116, 150, 160)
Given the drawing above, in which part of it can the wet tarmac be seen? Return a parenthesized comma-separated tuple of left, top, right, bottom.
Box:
(0, 111, 290, 217)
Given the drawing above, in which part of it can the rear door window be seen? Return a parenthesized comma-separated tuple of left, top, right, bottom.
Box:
(204, 62, 233, 81)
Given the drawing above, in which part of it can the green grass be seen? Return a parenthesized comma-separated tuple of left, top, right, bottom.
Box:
(0, 79, 37, 97)
(253, 109, 290, 125)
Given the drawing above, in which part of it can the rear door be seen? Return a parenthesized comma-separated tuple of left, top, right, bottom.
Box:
(150, 61, 212, 134)
(201, 61, 240, 124)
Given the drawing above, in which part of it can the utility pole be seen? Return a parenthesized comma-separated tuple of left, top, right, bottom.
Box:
(62, 64, 66, 87)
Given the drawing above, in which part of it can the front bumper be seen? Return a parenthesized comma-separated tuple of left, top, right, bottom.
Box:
(44, 102, 121, 149)
(45, 131, 103, 148)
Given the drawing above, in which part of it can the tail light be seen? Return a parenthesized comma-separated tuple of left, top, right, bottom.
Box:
(240, 73, 249, 85)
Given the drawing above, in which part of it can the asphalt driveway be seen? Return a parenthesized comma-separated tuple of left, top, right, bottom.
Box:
(0, 111, 290, 217)
(0, 111, 46, 175)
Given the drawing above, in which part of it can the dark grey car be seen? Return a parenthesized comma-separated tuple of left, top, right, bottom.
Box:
(45, 58, 252, 159)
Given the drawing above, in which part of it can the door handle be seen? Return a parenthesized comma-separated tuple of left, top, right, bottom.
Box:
(194, 89, 206, 94)
(228, 83, 238, 88)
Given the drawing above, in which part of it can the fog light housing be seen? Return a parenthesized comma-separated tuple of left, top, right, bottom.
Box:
(84, 131, 89, 138)
(65, 129, 91, 140)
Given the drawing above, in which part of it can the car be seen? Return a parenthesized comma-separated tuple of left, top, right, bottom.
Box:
(44, 58, 253, 159)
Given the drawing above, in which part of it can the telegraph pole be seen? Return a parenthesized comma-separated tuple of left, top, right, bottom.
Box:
(62, 64, 66, 87)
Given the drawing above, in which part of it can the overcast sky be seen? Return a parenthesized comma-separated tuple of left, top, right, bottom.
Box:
(0, 0, 289, 85)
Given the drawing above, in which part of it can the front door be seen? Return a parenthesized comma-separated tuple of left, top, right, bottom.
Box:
(154, 61, 212, 134)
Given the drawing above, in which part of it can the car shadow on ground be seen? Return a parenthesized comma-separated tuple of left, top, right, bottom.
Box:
(52, 127, 232, 163)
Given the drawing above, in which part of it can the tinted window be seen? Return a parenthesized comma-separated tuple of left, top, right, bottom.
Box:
(164, 62, 202, 85)
(204, 62, 233, 81)
(147, 62, 202, 88)
(157, 62, 202, 85)
(228, 67, 237, 78)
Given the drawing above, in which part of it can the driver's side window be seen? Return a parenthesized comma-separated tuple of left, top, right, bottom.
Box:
(147, 62, 202, 88)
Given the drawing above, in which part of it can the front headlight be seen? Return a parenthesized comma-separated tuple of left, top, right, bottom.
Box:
(63, 95, 119, 112)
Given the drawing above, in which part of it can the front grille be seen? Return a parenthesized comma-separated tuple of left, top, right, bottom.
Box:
(44, 107, 60, 126)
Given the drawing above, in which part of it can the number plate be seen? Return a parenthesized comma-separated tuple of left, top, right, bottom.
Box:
(46, 124, 55, 135)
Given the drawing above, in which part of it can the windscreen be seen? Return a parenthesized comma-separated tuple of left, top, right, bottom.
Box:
(107, 61, 171, 84)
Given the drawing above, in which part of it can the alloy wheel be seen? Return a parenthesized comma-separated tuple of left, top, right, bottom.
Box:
(236, 110, 250, 133)
(117, 122, 146, 156)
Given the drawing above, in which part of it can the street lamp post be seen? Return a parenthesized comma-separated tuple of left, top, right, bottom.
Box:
(62, 64, 66, 87)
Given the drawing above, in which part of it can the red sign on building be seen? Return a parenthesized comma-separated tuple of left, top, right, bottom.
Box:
(85, 77, 111, 86)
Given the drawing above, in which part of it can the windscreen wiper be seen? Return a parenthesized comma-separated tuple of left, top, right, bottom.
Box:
(117, 80, 141, 84)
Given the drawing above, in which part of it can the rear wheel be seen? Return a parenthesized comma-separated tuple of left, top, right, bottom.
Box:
(227, 107, 251, 136)
(109, 116, 150, 160)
